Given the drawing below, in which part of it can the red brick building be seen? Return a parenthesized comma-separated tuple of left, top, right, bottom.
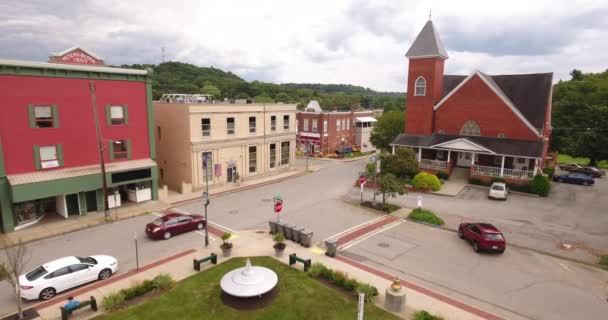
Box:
(391, 20, 553, 183)
(297, 101, 375, 155)
(0, 46, 158, 232)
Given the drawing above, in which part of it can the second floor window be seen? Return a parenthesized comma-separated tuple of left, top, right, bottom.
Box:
(111, 140, 129, 160)
(201, 118, 211, 136)
(415, 77, 426, 96)
(303, 119, 309, 131)
(227, 117, 235, 135)
(283, 115, 290, 130)
(39, 145, 59, 168)
(271, 116, 276, 131)
(336, 119, 341, 131)
(323, 120, 327, 132)
(249, 116, 256, 133)
(312, 120, 318, 132)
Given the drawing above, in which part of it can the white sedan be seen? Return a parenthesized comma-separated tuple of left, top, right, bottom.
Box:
(19, 255, 119, 300)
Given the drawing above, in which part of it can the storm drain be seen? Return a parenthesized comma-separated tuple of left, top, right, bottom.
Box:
(229, 209, 239, 215)
(377, 242, 390, 248)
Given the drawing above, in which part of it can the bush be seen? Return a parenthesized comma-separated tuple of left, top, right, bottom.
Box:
(436, 171, 449, 181)
(491, 177, 505, 184)
(355, 283, 379, 302)
(309, 263, 328, 278)
(599, 255, 608, 268)
(543, 167, 555, 177)
(343, 278, 359, 291)
(102, 291, 126, 311)
(530, 174, 550, 197)
(413, 310, 444, 320)
(330, 270, 348, 286)
(509, 183, 531, 193)
(408, 208, 444, 226)
(468, 178, 486, 186)
(382, 203, 401, 213)
(152, 273, 175, 291)
(412, 172, 441, 191)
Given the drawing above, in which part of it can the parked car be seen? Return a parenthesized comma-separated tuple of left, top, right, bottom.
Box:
(571, 166, 605, 178)
(552, 172, 595, 186)
(558, 163, 583, 171)
(19, 255, 118, 300)
(458, 223, 506, 254)
(488, 182, 508, 200)
(146, 212, 206, 240)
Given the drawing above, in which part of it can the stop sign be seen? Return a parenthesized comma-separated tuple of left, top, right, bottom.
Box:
(358, 176, 366, 185)
(274, 201, 283, 213)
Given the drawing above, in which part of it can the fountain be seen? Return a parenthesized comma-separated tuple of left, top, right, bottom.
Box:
(220, 259, 278, 298)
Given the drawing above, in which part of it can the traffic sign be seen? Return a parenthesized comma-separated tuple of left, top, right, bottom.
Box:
(274, 201, 283, 213)
(202, 192, 210, 206)
(358, 175, 366, 185)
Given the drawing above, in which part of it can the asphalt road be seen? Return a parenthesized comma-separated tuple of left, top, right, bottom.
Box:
(342, 220, 608, 320)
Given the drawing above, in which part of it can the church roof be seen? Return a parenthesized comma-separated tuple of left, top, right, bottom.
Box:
(441, 73, 553, 130)
(405, 20, 449, 59)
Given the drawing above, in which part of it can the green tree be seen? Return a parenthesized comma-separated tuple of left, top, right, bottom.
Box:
(569, 69, 583, 81)
(254, 94, 275, 103)
(202, 84, 221, 98)
(382, 147, 419, 178)
(370, 111, 405, 151)
(275, 92, 294, 102)
(375, 173, 406, 207)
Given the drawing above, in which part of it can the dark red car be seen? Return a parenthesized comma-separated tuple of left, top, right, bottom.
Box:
(146, 212, 206, 240)
(458, 223, 506, 254)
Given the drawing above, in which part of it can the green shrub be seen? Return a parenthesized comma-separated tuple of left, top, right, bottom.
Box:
(121, 285, 140, 300)
(509, 183, 531, 193)
(491, 177, 505, 184)
(319, 265, 333, 280)
(436, 171, 449, 180)
(309, 263, 328, 278)
(468, 178, 485, 186)
(543, 167, 555, 177)
(343, 278, 359, 291)
(330, 270, 348, 286)
(382, 203, 401, 213)
(136, 279, 155, 296)
(530, 174, 550, 197)
(355, 283, 379, 302)
(599, 255, 608, 268)
(408, 208, 444, 226)
(102, 291, 126, 311)
(152, 273, 175, 291)
(412, 172, 441, 191)
(413, 310, 444, 320)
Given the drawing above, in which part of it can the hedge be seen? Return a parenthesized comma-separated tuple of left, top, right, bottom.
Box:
(412, 172, 441, 191)
(530, 174, 550, 197)
(308, 263, 378, 302)
(413, 310, 444, 320)
(408, 208, 444, 226)
(102, 273, 175, 311)
(468, 176, 550, 197)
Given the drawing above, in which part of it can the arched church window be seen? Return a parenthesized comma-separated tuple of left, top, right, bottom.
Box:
(414, 77, 426, 96)
(460, 120, 480, 136)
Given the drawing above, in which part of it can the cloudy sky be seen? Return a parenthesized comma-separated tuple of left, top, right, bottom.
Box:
(1, 0, 607, 91)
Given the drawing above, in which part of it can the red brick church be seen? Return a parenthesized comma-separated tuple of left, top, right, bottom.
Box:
(391, 19, 553, 183)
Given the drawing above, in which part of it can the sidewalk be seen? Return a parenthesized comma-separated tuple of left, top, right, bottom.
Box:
(0, 166, 318, 249)
(26, 229, 502, 320)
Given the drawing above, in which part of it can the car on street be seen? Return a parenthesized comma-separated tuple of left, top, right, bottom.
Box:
(570, 166, 605, 178)
(558, 163, 583, 171)
(146, 211, 206, 240)
(458, 223, 506, 253)
(488, 182, 508, 200)
(552, 172, 595, 186)
(19, 255, 118, 300)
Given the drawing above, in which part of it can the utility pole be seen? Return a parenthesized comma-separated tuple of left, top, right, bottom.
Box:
(203, 155, 210, 247)
(90, 81, 110, 221)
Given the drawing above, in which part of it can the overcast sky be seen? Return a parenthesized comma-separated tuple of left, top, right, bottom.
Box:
(1, 0, 607, 92)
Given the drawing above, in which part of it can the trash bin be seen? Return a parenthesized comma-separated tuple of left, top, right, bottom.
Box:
(284, 224, 295, 241)
(292, 226, 305, 244)
(324, 238, 338, 257)
(268, 221, 278, 234)
(301, 230, 314, 248)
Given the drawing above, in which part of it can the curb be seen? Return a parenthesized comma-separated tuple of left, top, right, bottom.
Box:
(466, 184, 540, 198)
(404, 218, 444, 229)
(296, 154, 374, 162)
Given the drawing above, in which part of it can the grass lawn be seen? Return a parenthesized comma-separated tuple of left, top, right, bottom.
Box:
(344, 151, 375, 159)
(556, 154, 608, 169)
(94, 257, 400, 320)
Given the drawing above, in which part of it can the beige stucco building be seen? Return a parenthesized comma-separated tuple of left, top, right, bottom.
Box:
(154, 97, 297, 193)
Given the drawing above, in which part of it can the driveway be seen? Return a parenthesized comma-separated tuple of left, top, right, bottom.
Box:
(347, 170, 608, 263)
(341, 221, 608, 320)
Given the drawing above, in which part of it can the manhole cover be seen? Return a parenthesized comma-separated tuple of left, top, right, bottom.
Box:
(261, 198, 273, 202)
(377, 242, 390, 248)
(256, 230, 266, 234)
(229, 210, 239, 215)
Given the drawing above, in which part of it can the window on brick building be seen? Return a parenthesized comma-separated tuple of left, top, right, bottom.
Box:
(460, 120, 480, 136)
(415, 77, 426, 96)
(32, 106, 55, 128)
(303, 119, 309, 131)
(283, 115, 289, 130)
(110, 140, 130, 160)
(336, 119, 341, 131)
(38, 145, 60, 168)
(227, 117, 235, 135)
(271, 115, 276, 131)
(201, 118, 211, 136)
(312, 120, 318, 132)
(109, 105, 128, 125)
(323, 120, 327, 132)
(249, 116, 256, 133)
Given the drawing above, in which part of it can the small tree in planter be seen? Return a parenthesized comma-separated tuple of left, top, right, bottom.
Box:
(273, 232, 286, 257)
(375, 173, 406, 211)
(220, 232, 233, 257)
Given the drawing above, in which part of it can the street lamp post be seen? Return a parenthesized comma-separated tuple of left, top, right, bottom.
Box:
(133, 232, 139, 271)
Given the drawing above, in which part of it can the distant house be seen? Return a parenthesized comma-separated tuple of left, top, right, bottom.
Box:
(296, 101, 376, 155)
(391, 20, 553, 183)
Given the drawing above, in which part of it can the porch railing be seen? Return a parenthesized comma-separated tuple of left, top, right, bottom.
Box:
(419, 159, 447, 170)
(473, 165, 534, 179)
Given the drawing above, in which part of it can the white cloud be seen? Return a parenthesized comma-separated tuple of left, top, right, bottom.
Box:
(0, 0, 606, 91)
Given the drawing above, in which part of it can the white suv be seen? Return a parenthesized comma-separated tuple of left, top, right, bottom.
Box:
(488, 182, 508, 200)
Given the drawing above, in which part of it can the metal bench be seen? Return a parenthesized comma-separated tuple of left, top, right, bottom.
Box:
(289, 253, 312, 272)
(193, 253, 217, 271)
(60, 296, 97, 320)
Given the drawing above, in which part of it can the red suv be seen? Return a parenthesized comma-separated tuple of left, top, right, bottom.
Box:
(146, 212, 206, 240)
(458, 223, 506, 254)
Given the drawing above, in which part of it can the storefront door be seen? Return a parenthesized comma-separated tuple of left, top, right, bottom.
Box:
(85, 191, 97, 212)
(65, 194, 80, 216)
(227, 167, 237, 183)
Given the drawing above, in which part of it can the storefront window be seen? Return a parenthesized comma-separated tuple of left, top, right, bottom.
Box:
(13, 197, 55, 226)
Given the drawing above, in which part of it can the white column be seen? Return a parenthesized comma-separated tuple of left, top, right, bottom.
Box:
(471, 153, 475, 165)
(500, 155, 505, 177)
(417, 148, 422, 161)
(392, 145, 395, 155)
(533, 160, 538, 176)
(447, 150, 451, 163)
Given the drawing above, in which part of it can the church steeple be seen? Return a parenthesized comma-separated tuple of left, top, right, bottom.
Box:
(405, 19, 448, 60)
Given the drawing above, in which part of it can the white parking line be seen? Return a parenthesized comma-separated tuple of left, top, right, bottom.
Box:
(151, 211, 216, 240)
(557, 261, 571, 272)
(323, 215, 387, 241)
(339, 221, 404, 251)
